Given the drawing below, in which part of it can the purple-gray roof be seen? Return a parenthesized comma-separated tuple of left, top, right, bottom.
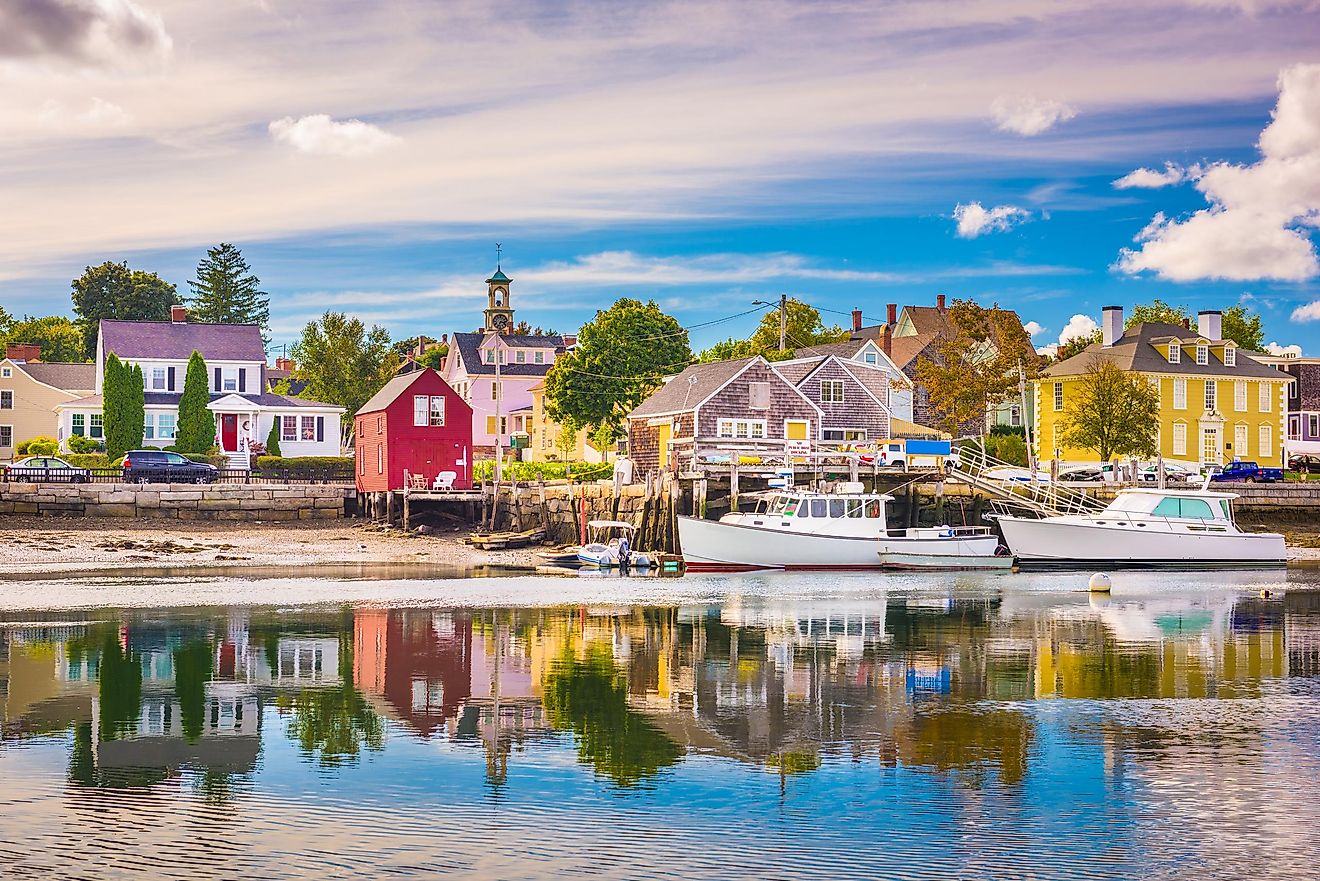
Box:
(451, 332, 564, 376)
(99, 319, 267, 362)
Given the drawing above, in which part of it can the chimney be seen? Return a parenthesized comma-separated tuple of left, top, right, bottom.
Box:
(6, 343, 41, 362)
(275, 357, 294, 372)
(887, 303, 897, 325)
(1182, 317, 1191, 330)
(936, 294, 946, 310)
(881, 325, 892, 356)
(1101, 305, 1123, 348)
(171, 305, 187, 323)
(851, 309, 863, 333)
(1197, 310, 1222, 340)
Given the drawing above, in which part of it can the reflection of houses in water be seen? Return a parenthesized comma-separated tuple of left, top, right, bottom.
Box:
(354, 609, 473, 738)
(91, 684, 263, 776)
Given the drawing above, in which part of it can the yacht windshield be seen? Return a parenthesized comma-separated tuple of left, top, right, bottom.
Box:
(1106, 495, 1155, 513)
(1152, 497, 1218, 519)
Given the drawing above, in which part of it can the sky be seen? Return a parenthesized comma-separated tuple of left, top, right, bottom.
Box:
(2, 0, 1320, 358)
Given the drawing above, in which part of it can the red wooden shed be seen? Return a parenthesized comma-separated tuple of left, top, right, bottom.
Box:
(355, 369, 474, 492)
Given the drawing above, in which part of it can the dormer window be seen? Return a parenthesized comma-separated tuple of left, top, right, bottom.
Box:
(485, 350, 495, 364)
(1224, 347, 1236, 367)
(1196, 345, 1208, 365)
(1167, 343, 1180, 364)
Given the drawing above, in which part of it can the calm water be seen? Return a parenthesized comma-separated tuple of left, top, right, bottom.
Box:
(2, 568, 1319, 880)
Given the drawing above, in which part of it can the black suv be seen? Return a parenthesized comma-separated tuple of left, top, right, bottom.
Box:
(121, 450, 219, 484)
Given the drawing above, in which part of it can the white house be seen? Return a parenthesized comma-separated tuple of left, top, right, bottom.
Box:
(56, 307, 344, 465)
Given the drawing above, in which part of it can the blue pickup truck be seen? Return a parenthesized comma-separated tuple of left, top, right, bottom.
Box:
(1209, 460, 1284, 483)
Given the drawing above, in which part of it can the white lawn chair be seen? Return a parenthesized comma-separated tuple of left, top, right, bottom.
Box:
(432, 470, 457, 491)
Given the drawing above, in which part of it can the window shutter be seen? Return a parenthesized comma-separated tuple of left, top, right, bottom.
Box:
(168, 366, 175, 390)
(316, 416, 324, 442)
(213, 367, 221, 391)
(239, 368, 246, 393)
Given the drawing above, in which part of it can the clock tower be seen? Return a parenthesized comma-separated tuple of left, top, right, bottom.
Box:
(483, 264, 514, 333)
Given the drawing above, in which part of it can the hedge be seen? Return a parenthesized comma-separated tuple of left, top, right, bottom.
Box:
(17, 436, 58, 456)
(63, 453, 115, 469)
(473, 460, 614, 483)
(255, 456, 354, 475)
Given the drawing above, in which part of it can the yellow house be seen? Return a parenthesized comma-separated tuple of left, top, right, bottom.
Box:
(1035, 308, 1291, 467)
(526, 380, 591, 462)
(0, 355, 96, 461)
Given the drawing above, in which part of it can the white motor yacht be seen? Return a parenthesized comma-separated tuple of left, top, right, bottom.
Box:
(676, 484, 1006, 571)
(996, 488, 1285, 568)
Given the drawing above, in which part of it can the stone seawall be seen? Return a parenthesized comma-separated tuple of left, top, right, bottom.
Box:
(0, 482, 354, 520)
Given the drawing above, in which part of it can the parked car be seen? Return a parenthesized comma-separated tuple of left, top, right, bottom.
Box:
(1288, 453, 1320, 475)
(1059, 466, 1104, 482)
(1138, 462, 1200, 483)
(121, 450, 219, 484)
(2, 455, 91, 483)
(1208, 460, 1283, 484)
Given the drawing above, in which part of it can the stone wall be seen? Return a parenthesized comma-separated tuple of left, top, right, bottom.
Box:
(485, 479, 679, 549)
(0, 482, 353, 520)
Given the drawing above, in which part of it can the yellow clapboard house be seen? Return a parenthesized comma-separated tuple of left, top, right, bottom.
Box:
(1035, 307, 1291, 468)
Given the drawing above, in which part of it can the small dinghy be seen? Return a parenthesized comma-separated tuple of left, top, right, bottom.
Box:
(575, 521, 653, 569)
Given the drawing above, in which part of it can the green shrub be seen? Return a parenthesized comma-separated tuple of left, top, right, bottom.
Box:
(473, 460, 614, 483)
(63, 453, 115, 469)
(264, 421, 282, 458)
(255, 455, 354, 475)
(16, 436, 58, 456)
(22, 440, 60, 456)
(989, 424, 1026, 437)
(67, 434, 104, 453)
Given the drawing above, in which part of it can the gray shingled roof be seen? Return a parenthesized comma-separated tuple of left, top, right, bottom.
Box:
(450, 332, 564, 376)
(99, 319, 267, 362)
(773, 357, 824, 384)
(16, 361, 95, 391)
(628, 357, 758, 418)
(1043, 322, 1291, 381)
(792, 339, 868, 359)
(358, 371, 429, 415)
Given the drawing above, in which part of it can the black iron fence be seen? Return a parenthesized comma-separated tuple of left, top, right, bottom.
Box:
(1, 466, 354, 486)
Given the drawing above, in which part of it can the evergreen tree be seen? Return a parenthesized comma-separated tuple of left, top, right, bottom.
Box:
(176, 351, 216, 452)
(128, 363, 146, 451)
(102, 354, 130, 458)
(70, 261, 179, 355)
(187, 243, 271, 335)
(265, 420, 282, 457)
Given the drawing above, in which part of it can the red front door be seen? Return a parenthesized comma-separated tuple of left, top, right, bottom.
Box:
(221, 414, 238, 451)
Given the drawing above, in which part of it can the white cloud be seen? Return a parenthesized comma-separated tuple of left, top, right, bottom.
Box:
(1112, 162, 1199, 189)
(1291, 301, 1320, 322)
(990, 95, 1077, 136)
(0, 0, 171, 69)
(1058, 314, 1098, 345)
(1023, 320, 1045, 337)
(1264, 340, 1303, 355)
(269, 114, 400, 157)
(38, 96, 131, 129)
(1117, 63, 1320, 282)
(953, 202, 1030, 238)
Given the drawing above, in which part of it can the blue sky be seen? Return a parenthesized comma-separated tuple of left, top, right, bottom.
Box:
(2, 1, 1319, 357)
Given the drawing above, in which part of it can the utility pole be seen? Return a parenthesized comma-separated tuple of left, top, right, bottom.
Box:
(491, 333, 503, 484)
(778, 293, 788, 352)
(1019, 359, 1037, 474)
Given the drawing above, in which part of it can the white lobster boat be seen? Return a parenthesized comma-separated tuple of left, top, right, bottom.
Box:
(676, 485, 1007, 571)
(996, 488, 1285, 568)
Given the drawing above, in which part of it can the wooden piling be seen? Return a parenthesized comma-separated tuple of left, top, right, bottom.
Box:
(729, 463, 740, 512)
(403, 488, 411, 531)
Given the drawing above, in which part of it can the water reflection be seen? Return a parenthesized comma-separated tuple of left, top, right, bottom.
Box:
(1, 581, 1318, 878)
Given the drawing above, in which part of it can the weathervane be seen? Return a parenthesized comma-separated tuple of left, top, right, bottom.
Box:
(495, 242, 503, 271)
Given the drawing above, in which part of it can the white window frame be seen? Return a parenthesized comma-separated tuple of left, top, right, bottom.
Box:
(0, 390, 11, 410)
(1173, 378, 1187, 410)
(1053, 382, 1063, 412)
(222, 367, 238, 392)
(300, 415, 316, 441)
(89, 413, 103, 439)
(1204, 380, 1217, 412)
(1234, 381, 1247, 412)
(144, 411, 155, 440)
(1259, 383, 1271, 412)
(1259, 423, 1273, 460)
(152, 367, 166, 390)
(157, 412, 176, 440)
(1224, 347, 1236, 367)
(1311, 414, 1320, 438)
(485, 350, 496, 364)
(414, 394, 428, 427)
(0, 366, 10, 378)
(717, 418, 767, 439)
(0, 425, 11, 448)
(1196, 345, 1208, 365)
(1234, 423, 1249, 458)
(1172, 422, 1187, 457)
(429, 395, 445, 426)
(534, 351, 544, 364)
(516, 351, 526, 363)
(822, 428, 866, 442)
(282, 414, 297, 442)
(377, 444, 383, 474)
(1167, 343, 1180, 364)
(821, 379, 845, 404)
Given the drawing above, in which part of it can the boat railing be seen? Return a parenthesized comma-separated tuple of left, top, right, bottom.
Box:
(953, 444, 1107, 517)
(884, 526, 994, 538)
(1064, 509, 1236, 532)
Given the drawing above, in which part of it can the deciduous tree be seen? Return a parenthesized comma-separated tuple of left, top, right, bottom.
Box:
(187, 243, 270, 335)
(698, 299, 848, 362)
(70, 261, 179, 355)
(176, 351, 216, 452)
(544, 298, 692, 440)
(289, 311, 393, 443)
(916, 299, 1039, 438)
(1060, 360, 1160, 462)
(1, 315, 87, 362)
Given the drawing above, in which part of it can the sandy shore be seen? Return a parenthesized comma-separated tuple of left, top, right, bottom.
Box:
(0, 516, 541, 576)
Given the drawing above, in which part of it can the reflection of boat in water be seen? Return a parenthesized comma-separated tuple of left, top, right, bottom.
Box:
(996, 488, 1286, 568)
(576, 521, 654, 569)
(677, 484, 1004, 571)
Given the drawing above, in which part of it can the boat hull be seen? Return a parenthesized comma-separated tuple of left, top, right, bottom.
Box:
(997, 515, 1286, 569)
(677, 516, 1001, 571)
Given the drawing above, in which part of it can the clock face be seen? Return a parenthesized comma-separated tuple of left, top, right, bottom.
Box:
(492, 313, 509, 329)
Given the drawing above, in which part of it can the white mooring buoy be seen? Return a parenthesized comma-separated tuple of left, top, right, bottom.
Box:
(1088, 572, 1113, 593)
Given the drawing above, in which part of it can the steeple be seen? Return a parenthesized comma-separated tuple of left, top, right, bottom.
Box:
(483, 243, 514, 333)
